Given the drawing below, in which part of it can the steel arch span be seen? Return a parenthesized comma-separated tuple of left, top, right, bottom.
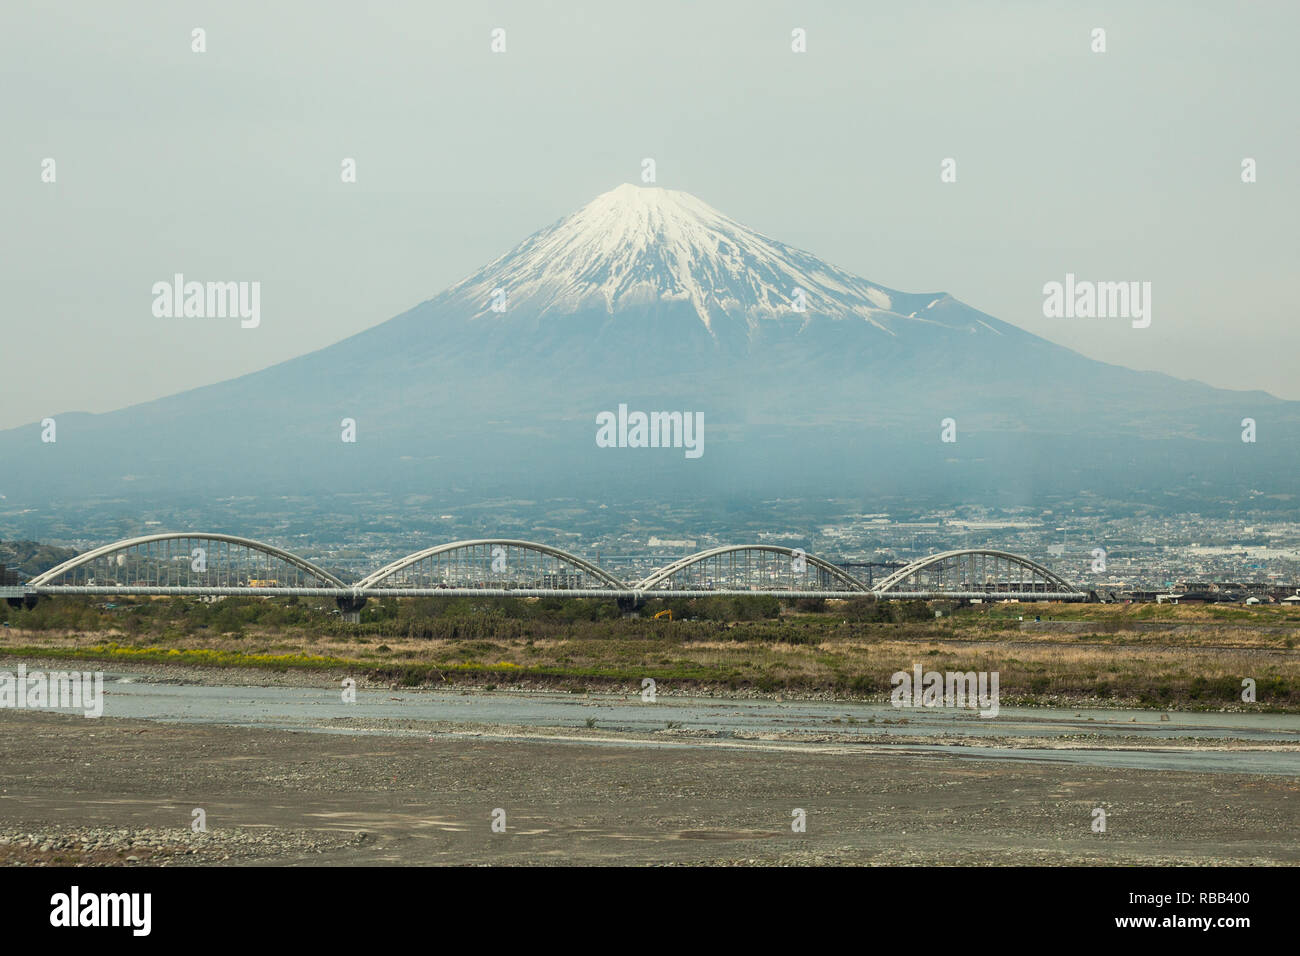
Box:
(354, 539, 629, 591)
(873, 549, 1079, 595)
(27, 532, 347, 590)
(637, 545, 868, 592)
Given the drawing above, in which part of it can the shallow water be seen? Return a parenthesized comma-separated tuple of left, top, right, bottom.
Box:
(90, 672, 1300, 775)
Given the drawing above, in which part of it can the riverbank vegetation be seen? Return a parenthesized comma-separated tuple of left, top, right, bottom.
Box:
(3, 596, 1297, 709)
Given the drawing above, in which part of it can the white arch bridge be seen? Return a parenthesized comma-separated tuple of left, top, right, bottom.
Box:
(6, 533, 1088, 617)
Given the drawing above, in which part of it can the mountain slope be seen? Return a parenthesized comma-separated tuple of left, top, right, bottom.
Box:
(1, 183, 1296, 516)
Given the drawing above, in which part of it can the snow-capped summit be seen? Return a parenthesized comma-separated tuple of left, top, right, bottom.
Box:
(446, 183, 947, 333)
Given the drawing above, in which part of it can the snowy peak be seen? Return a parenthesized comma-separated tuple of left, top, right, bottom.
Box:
(445, 184, 937, 332)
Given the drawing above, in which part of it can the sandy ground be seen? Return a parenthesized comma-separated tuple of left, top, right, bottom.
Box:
(1, 705, 1296, 866)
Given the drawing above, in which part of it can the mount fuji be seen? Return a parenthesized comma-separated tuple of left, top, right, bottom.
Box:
(3, 184, 1296, 519)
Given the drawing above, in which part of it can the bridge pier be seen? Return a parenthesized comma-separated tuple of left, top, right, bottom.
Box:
(616, 595, 644, 618)
(335, 595, 368, 624)
(5, 595, 39, 610)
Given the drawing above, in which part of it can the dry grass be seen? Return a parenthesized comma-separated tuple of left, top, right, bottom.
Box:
(4, 607, 1297, 710)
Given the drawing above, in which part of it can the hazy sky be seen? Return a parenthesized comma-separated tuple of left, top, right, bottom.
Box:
(3, 0, 1296, 430)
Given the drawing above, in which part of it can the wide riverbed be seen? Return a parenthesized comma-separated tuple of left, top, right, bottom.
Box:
(87, 671, 1300, 776)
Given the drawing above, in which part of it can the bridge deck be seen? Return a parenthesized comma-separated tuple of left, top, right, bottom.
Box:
(25, 585, 1087, 601)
